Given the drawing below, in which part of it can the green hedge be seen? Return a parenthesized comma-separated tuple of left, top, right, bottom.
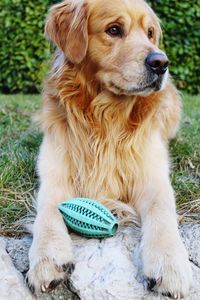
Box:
(0, 0, 51, 93)
(0, 0, 199, 94)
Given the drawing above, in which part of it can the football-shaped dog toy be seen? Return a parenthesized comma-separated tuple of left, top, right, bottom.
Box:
(58, 197, 118, 238)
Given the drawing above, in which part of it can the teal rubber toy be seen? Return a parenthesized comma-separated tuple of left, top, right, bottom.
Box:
(58, 197, 118, 238)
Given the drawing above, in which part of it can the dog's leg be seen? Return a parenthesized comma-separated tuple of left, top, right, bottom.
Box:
(26, 137, 74, 294)
(26, 200, 74, 294)
(135, 174, 192, 298)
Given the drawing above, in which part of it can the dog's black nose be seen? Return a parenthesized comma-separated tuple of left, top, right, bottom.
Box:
(145, 52, 169, 75)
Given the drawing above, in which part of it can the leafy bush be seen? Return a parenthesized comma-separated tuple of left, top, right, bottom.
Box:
(0, 0, 199, 94)
(0, 0, 51, 93)
(148, 0, 200, 94)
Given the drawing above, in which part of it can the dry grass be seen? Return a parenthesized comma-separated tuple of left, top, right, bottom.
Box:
(0, 93, 199, 236)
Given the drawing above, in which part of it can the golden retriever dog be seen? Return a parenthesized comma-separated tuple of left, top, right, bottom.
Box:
(26, 0, 192, 298)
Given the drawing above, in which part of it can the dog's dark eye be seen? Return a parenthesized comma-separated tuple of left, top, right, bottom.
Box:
(106, 25, 123, 37)
(148, 28, 154, 40)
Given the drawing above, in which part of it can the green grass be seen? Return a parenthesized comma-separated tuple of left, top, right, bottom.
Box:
(170, 94, 200, 222)
(0, 93, 199, 236)
(0, 94, 42, 236)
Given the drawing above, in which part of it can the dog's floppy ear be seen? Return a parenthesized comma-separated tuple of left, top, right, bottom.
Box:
(45, 0, 88, 64)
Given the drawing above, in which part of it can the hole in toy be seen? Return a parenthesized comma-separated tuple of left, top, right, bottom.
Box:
(111, 223, 118, 235)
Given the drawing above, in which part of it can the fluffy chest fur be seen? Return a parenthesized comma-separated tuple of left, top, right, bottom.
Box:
(40, 92, 168, 205)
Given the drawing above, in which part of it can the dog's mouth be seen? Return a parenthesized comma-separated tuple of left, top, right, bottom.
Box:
(109, 77, 163, 96)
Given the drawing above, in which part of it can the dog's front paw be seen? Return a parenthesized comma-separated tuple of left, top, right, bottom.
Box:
(26, 258, 74, 294)
(26, 239, 74, 294)
(142, 241, 192, 299)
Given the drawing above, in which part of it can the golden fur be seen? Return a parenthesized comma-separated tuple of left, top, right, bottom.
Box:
(27, 0, 192, 297)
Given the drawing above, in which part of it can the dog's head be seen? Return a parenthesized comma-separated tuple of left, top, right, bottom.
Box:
(46, 0, 169, 96)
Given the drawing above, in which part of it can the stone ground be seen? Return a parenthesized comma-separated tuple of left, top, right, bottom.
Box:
(1, 224, 200, 300)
